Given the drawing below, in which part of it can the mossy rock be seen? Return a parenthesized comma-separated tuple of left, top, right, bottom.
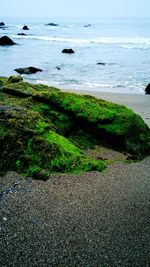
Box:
(0, 104, 106, 180)
(8, 75, 23, 84)
(0, 76, 150, 179)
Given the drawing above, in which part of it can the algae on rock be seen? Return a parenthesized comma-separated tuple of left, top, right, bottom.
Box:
(0, 76, 150, 180)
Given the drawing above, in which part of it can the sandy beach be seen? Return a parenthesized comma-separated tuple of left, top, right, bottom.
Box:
(0, 89, 150, 266)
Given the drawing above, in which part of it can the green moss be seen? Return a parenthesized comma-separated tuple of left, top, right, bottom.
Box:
(0, 76, 150, 179)
(8, 75, 23, 84)
(0, 103, 106, 179)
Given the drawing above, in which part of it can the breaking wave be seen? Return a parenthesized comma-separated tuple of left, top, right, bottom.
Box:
(12, 35, 150, 48)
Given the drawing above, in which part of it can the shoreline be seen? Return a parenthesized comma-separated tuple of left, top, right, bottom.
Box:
(62, 88, 150, 128)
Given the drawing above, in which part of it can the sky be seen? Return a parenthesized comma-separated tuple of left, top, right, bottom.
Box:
(1, 0, 150, 18)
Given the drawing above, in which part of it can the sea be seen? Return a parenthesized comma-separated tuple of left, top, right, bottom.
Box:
(0, 17, 150, 94)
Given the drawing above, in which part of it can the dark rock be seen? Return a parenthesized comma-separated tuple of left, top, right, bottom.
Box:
(62, 48, 75, 54)
(22, 25, 29, 30)
(45, 23, 59, 26)
(56, 67, 61, 70)
(14, 67, 43, 75)
(17, 33, 27, 36)
(84, 24, 91, 27)
(0, 22, 7, 29)
(0, 36, 16, 46)
(145, 83, 150, 94)
(97, 62, 106, 66)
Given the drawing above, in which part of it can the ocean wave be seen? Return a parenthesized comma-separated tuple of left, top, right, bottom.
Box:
(12, 35, 150, 47)
(35, 80, 139, 89)
(33, 79, 144, 94)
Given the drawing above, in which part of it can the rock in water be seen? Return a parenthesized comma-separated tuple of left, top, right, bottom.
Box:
(0, 22, 7, 29)
(97, 62, 106, 65)
(45, 23, 59, 26)
(22, 25, 29, 30)
(17, 33, 27, 36)
(62, 48, 75, 54)
(0, 36, 16, 46)
(145, 83, 150, 94)
(14, 67, 43, 75)
(84, 24, 92, 27)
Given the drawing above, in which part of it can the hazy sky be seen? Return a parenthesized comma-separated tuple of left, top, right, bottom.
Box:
(1, 0, 149, 18)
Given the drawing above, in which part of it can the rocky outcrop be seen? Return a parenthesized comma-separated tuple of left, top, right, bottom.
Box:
(0, 76, 150, 180)
(0, 36, 16, 46)
(62, 48, 75, 54)
(22, 25, 29, 30)
(14, 67, 43, 74)
(45, 23, 59, 26)
(145, 83, 150, 94)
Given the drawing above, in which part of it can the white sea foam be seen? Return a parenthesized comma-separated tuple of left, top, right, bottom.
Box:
(12, 35, 150, 48)
(35, 79, 143, 92)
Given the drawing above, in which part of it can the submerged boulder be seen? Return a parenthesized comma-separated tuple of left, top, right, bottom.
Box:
(0, 36, 16, 46)
(14, 67, 43, 75)
(145, 83, 150, 94)
(22, 25, 29, 30)
(62, 48, 75, 54)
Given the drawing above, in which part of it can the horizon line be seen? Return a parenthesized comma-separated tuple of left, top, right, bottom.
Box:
(1, 16, 150, 19)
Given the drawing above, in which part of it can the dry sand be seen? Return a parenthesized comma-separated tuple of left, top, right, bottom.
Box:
(0, 91, 150, 267)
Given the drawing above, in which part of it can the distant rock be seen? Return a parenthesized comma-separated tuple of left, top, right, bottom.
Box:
(62, 48, 75, 54)
(0, 36, 16, 46)
(45, 23, 59, 26)
(15, 67, 43, 75)
(22, 25, 29, 30)
(145, 83, 150, 94)
(0, 22, 7, 29)
(84, 24, 91, 27)
(17, 33, 27, 36)
(97, 62, 106, 66)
